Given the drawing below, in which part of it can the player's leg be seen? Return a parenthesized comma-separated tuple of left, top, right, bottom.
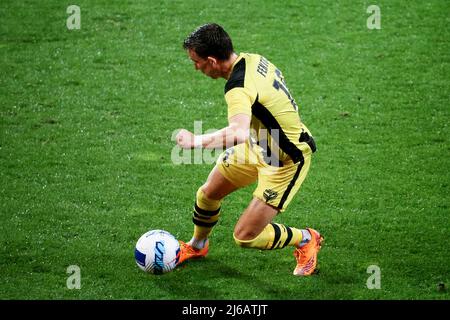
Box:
(233, 149, 323, 276)
(178, 144, 258, 265)
(188, 166, 239, 250)
(233, 197, 312, 250)
(233, 197, 323, 276)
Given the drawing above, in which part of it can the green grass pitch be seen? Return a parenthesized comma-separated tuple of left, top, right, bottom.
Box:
(1, 0, 449, 300)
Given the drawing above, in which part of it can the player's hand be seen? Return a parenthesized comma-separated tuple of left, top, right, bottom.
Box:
(176, 129, 195, 149)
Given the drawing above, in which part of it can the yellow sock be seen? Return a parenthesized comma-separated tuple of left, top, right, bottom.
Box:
(234, 223, 303, 249)
(190, 188, 221, 248)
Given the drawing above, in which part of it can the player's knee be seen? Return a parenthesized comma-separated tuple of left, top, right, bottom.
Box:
(234, 224, 260, 240)
(233, 228, 259, 248)
(200, 184, 222, 201)
(200, 185, 215, 200)
(196, 187, 222, 212)
(233, 233, 250, 248)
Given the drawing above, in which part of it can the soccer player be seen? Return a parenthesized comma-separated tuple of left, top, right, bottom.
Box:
(175, 23, 323, 276)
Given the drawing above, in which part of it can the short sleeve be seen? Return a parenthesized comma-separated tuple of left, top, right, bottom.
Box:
(224, 87, 256, 119)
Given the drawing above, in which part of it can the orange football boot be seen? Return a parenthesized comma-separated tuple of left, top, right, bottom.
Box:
(177, 241, 209, 265)
(293, 228, 324, 276)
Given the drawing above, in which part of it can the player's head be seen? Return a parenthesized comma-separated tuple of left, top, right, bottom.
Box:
(183, 23, 234, 79)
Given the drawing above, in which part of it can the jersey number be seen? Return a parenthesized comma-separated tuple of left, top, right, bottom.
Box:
(272, 69, 298, 111)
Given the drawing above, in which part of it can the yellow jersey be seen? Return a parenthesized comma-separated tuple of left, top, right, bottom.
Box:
(224, 52, 314, 164)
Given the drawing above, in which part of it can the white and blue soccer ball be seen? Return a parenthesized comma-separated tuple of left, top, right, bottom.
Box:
(134, 229, 180, 274)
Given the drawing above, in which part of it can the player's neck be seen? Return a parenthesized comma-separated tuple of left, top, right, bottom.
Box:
(222, 52, 239, 80)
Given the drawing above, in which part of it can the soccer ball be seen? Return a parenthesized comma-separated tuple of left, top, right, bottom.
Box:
(134, 229, 180, 274)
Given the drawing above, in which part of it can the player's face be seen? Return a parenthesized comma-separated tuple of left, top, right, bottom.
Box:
(187, 49, 220, 79)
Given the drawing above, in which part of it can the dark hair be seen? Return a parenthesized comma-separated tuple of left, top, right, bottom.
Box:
(183, 23, 234, 61)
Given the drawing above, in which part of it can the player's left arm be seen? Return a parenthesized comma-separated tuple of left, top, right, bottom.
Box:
(176, 113, 250, 149)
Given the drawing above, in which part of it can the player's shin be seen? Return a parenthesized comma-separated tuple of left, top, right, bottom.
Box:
(190, 188, 222, 249)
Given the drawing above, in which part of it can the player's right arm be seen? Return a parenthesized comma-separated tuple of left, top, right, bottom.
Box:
(176, 113, 250, 149)
(176, 83, 255, 149)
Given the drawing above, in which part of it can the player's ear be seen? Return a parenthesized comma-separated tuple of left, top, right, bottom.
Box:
(207, 56, 218, 66)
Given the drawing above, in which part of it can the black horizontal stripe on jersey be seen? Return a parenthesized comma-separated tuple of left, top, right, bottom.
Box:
(224, 58, 246, 94)
(251, 99, 304, 164)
